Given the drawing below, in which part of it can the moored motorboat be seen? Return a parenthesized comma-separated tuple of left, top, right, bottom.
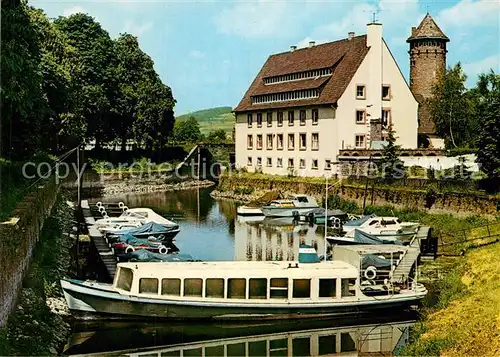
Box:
(342, 215, 419, 238)
(327, 229, 405, 245)
(261, 195, 319, 217)
(236, 206, 263, 216)
(106, 221, 180, 241)
(95, 208, 177, 229)
(61, 252, 427, 320)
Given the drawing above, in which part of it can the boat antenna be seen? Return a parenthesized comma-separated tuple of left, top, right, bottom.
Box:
(324, 175, 328, 262)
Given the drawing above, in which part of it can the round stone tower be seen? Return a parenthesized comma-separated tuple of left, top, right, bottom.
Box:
(407, 13, 449, 147)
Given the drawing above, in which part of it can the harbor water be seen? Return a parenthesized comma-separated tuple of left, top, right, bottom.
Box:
(67, 187, 416, 355)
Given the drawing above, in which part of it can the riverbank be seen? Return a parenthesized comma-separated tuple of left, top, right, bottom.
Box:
(0, 195, 74, 355)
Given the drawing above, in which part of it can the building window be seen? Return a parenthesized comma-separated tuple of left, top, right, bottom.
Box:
(355, 135, 366, 148)
(267, 112, 273, 127)
(356, 85, 366, 99)
(299, 133, 307, 150)
(288, 133, 295, 150)
(257, 157, 262, 166)
(266, 157, 272, 167)
(247, 135, 253, 149)
(325, 159, 332, 171)
(300, 110, 306, 125)
(288, 158, 294, 168)
(263, 68, 332, 85)
(277, 158, 283, 168)
(247, 114, 252, 127)
(256, 113, 262, 127)
(266, 134, 273, 150)
(356, 110, 366, 124)
(277, 134, 283, 150)
(311, 133, 319, 150)
(312, 159, 318, 170)
(382, 85, 391, 100)
(299, 159, 305, 169)
(382, 109, 391, 128)
(312, 109, 319, 125)
(251, 89, 320, 104)
(247, 156, 252, 166)
(277, 112, 283, 126)
(288, 111, 294, 126)
(256, 134, 263, 150)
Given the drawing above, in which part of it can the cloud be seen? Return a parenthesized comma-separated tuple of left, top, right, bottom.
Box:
(123, 21, 154, 36)
(189, 50, 206, 59)
(296, 37, 328, 49)
(463, 54, 500, 84)
(437, 0, 500, 28)
(63, 6, 87, 17)
(214, 0, 290, 38)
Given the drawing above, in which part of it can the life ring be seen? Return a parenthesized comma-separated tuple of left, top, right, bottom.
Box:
(118, 202, 124, 208)
(159, 245, 168, 255)
(122, 206, 129, 212)
(96, 202, 103, 207)
(364, 266, 377, 280)
(125, 245, 135, 254)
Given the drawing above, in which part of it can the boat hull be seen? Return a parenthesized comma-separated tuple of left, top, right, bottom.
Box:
(236, 206, 264, 216)
(261, 206, 318, 218)
(61, 279, 424, 321)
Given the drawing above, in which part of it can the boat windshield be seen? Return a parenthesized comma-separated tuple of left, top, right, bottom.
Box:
(344, 215, 375, 227)
(123, 211, 148, 219)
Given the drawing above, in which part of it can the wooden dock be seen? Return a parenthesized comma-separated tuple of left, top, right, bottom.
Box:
(81, 200, 117, 279)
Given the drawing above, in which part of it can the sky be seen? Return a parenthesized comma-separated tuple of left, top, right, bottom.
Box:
(31, 0, 500, 115)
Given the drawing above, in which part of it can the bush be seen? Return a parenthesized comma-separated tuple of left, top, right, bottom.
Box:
(234, 186, 254, 195)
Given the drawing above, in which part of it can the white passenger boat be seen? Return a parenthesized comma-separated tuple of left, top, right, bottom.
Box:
(261, 195, 319, 218)
(95, 208, 177, 231)
(61, 258, 427, 320)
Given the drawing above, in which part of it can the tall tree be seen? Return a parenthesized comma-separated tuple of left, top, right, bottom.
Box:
(173, 116, 201, 143)
(380, 125, 404, 180)
(475, 71, 500, 178)
(428, 63, 477, 148)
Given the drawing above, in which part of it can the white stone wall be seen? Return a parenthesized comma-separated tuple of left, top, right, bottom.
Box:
(402, 154, 479, 172)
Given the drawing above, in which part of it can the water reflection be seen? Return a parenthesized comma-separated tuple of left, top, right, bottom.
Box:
(65, 315, 416, 356)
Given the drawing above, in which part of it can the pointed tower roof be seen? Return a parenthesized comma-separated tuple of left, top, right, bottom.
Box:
(407, 13, 449, 42)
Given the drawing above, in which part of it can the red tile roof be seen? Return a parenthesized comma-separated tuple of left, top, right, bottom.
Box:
(234, 35, 369, 112)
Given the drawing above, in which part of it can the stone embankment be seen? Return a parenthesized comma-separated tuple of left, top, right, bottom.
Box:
(102, 179, 215, 196)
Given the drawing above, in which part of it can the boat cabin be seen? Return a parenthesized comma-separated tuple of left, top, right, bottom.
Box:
(113, 261, 362, 302)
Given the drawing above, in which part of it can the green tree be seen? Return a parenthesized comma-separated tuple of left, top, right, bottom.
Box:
(428, 63, 477, 148)
(207, 129, 227, 143)
(380, 125, 404, 180)
(475, 71, 500, 178)
(173, 116, 202, 142)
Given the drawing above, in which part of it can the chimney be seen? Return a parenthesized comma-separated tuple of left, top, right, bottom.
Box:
(348, 32, 355, 40)
(309, 41, 315, 48)
(411, 27, 417, 37)
(290, 45, 297, 52)
(366, 23, 383, 125)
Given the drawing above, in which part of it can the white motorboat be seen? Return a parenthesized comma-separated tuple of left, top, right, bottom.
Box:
(261, 195, 319, 217)
(342, 215, 419, 238)
(61, 247, 427, 320)
(95, 208, 177, 230)
(236, 205, 263, 216)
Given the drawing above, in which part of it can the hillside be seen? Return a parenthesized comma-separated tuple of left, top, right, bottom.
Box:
(176, 106, 235, 136)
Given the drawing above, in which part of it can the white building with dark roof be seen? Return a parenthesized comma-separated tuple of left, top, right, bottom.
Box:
(234, 23, 418, 177)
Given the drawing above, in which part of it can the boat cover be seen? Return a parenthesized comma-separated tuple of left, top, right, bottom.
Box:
(298, 244, 320, 263)
(343, 214, 376, 227)
(114, 234, 162, 248)
(352, 229, 403, 245)
(123, 221, 178, 234)
(361, 254, 392, 269)
(305, 208, 348, 219)
(128, 249, 194, 262)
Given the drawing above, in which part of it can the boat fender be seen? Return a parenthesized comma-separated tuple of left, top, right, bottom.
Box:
(118, 202, 124, 208)
(96, 202, 103, 207)
(98, 206, 105, 213)
(364, 266, 377, 280)
(122, 206, 129, 212)
(125, 245, 135, 254)
(159, 245, 168, 255)
(333, 217, 341, 229)
(102, 213, 109, 219)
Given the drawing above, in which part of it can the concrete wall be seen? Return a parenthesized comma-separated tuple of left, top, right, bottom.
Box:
(401, 154, 479, 172)
(0, 178, 59, 327)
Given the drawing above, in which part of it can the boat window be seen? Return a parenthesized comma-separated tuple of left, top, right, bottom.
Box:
(296, 196, 308, 203)
(248, 341, 267, 356)
(227, 343, 246, 356)
(270, 338, 288, 356)
(319, 335, 336, 355)
(161, 278, 181, 296)
(139, 278, 158, 294)
(369, 220, 379, 226)
(184, 278, 203, 297)
(340, 332, 356, 352)
(228, 278, 246, 299)
(341, 279, 356, 297)
(319, 278, 337, 298)
(270, 278, 288, 299)
(206, 278, 224, 298)
(293, 337, 311, 356)
(293, 279, 311, 298)
(249, 278, 267, 299)
(205, 346, 224, 356)
(183, 348, 202, 357)
(116, 267, 133, 291)
(383, 219, 397, 225)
